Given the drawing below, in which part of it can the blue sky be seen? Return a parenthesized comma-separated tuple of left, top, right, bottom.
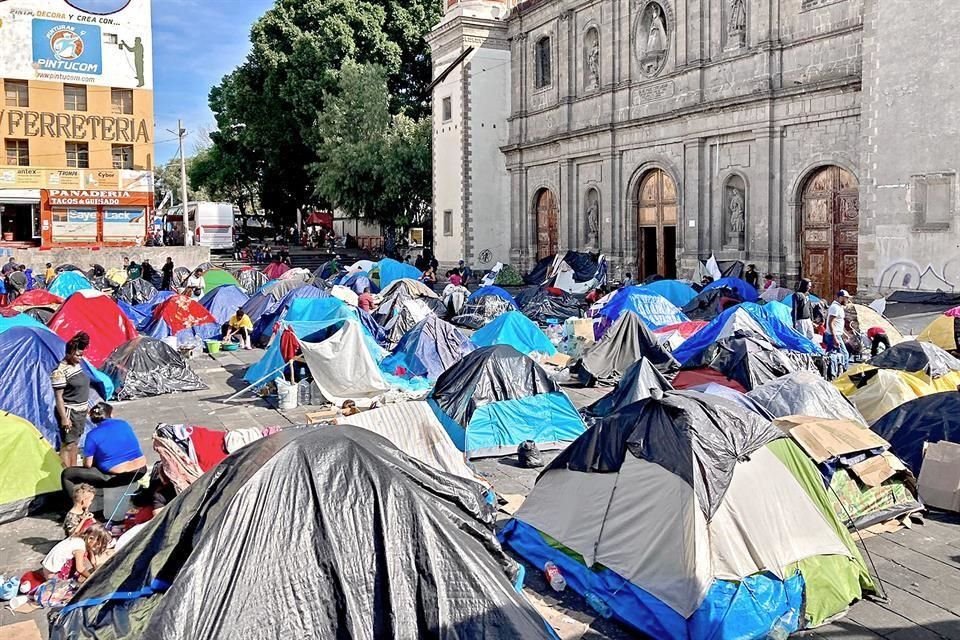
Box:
(151, 0, 274, 163)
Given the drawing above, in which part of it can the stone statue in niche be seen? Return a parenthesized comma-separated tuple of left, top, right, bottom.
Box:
(585, 191, 600, 248)
(726, 184, 745, 247)
(586, 30, 600, 90)
(728, 0, 746, 48)
(639, 3, 668, 77)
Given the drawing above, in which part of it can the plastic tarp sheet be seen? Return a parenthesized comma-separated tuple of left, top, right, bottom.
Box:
(692, 332, 801, 391)
(143, 296, 217, 341)
(115, 278, 157, 305)
(0, 412, 63, 524)
(431, 345, 560, 428)
(251, 285, 330, 346)
(0, 327, 111, 445)
(374, 279, 445, 327)
(453, 295, 516, 330)
(232, 268, 270, 295)
(690, 383, 776, 420)
(471, 310, 557, 356)
(51, 427, 554, 640)
(571, 312, 679, 386)
(869, 341, 960, 378)
(263, 261, 290, 279)
(597, 286, 689, 329)
(9, 289, 63, 310)
(887, 290, 960, 306)
(681, 288, 740, 321)
(702, 277, 758, 302)
(48, 272, 93, 299)
(242, 280, 310, 323)
(197, 285, 250, 340)
(748, 371, 867, 425)
(468, 285, 516, 305)
(0, 312, 47, 334)
(48, 292, 140, 367)
(519, 288, 583, 324)
(673, 303, 822, 366)
(101, 337, 208, 400)
(382, 316, 474, 380)
(285, 297, 387, 346)
(551, 390, 785, 518)
(641, 280, 698, 307)
(872, 392, 960, 473)
(583, 358, 674, 418)
(376, 258, 422, 287)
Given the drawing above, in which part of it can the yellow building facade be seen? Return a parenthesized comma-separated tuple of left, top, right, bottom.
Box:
(0, 0, 154, 247)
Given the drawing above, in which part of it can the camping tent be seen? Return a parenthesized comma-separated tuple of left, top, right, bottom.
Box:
(47, 271, 94, 299)
(869, 340, 960, 381)
(747, 371, 867, 425)
(263, 260, 290, 279)
(835, 367, 940, 425)
(231, 267, 269, 295)
(251, 284, 330, 346)
(673, 303, 822, 366)
(197, 285, 250, 340)
(382, 298, 436, 345)
(0, 312, 48, 334)
(374, 278, 445, 326)
(918, 311, 960, 353)
(471, 310, 557, 356)
(381, 316, 474, 380)
(8, 289, 63, 311)
(0, 412, 63, 524)
(202, 269, 240, 291)
(676, 331, 808, 392)
(48, 291, 139, 367)
(242, 279, 310, 324)
(143, 296, 218, 342)
(0, 327, 112, 445)
(581, 357, 674, 418)
(871, 392, 960, 473)
(517, 287, 583, 324)
(641, 279, 698, 308)
(101, 337, 208, 400)
(597, 286, 689, 329)
(51, 427, 554, 640)
(453, 287, 517, 329)
(429, 345, 585, 458)
(284, 297, 387, 345)
(702, 277, 759, 303)
(501, 391, 874, 639)
(115, 278, 157, 305)
(848, 304, 905, 345)
(570, 311, 679, 386)
(372, 258, 423, 288)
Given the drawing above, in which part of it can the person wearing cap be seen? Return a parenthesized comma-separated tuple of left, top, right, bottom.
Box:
(826, 290, 851, 369)
(61, 403, 147, 498)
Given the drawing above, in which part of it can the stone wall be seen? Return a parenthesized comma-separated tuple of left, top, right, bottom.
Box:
(2, 246, 211, 276)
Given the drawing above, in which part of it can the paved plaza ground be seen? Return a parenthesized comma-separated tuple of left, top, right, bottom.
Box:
(1, 303, 959, 639)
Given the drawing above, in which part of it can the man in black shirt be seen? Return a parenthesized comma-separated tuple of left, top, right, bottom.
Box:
(744, 264, 760, 290)
(792, 279, 815, 340)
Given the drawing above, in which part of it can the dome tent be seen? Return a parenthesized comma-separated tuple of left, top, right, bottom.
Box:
(0, 412, 63, 524)
(373, 278, 444, 325)
(872, 392, 960, 473)
(747, 370, 867, 425)
(471, 310, 557, 356)
(51, 427, 554, 640)
(501, 391, 874, 639)
(231, 267, 269, 295)
(250, 284, 329, 346)
(115, 278, 158, 305)
(48, 291, 139, 367)
(143, 295, 218, 342)
(381, 315, 475, 380)
(197, 285, 250, 340)
(597, 286, 689, 329)
(429, 345, 586, 458)
(47, 271, 94, 299)
(453, 287, 517, 330)
(101, 337, 208, 401)
(581, 356, 674, 419)
(570, 311, 679, 386)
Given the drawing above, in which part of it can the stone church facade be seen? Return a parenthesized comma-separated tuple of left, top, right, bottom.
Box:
(429, 0, 960, 297)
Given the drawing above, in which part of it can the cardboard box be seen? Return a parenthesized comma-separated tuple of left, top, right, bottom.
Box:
(917, 441, 960, 512)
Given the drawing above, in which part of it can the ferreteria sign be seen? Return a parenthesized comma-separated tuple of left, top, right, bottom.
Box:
(0, 109, 150, 143)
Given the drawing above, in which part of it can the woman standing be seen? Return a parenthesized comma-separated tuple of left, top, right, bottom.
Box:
(51, 333, 92, 468)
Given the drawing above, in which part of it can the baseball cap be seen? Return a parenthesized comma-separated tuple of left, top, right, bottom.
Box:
(837, 289, 851, 298)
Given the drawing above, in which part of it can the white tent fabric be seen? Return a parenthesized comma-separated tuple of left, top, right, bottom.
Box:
(348, 260, 376, 274)
(380, 278, 440, 300)
(716, 307, 769, 339)
(515, 444, 852, 617)
(341, 401, 474, 480)
(298, 321, 390, 408)
(330, 285, 359, 307)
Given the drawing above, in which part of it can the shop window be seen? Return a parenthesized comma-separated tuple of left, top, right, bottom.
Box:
(66, 142, 89, 169)
(64, 84, 87, 111)
(111, 88, 133, 115)
(535, 37, 552, 89)
(4, 80, 28, 108)
(4, 139, 28, 166)
(443, 210, 453, 236)
(112, 144, 134, 169)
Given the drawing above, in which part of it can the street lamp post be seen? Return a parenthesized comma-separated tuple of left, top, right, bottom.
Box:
(166, 120, 190, 246)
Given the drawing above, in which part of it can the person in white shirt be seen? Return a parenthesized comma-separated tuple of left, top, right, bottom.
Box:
(826, 289, 850, 369)
(183, 268, 205, 300)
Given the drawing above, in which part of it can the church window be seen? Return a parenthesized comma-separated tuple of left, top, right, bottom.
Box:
(442, 97, 452, 122)
(535, 37, 552, 89)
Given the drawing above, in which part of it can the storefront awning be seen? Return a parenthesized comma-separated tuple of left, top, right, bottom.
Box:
(0, 189, 41, 204)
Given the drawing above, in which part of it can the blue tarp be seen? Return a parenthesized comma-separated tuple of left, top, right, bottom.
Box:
(285, 298, 387, 345)
(598, 287, 689, 329)
(762, 301, 794, 327)
(500, 519, 803, 640)
(48, 272, 93, 299)
(471, 311, 556, 356)
(467, 286, 517, 306)
(0, 313, 48, 334)
(702, 277, 759, 303)
(251, 286, 330, 345)
(672, 303, 823, 366)
(198, 285, 250, 340)
(377, 258, 422, 288)
(781, 292, 823, 309)
(640, 280, 698, 308)
(0, 326, 113, 446)
(340, 272, 376, 295)
(381, 317, 475, 380)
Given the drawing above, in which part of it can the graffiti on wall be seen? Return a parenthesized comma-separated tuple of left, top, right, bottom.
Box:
(876, 258, 960, 294)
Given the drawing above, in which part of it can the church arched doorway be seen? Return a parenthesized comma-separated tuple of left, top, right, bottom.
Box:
(636, 168, 678, 279)
(801, 166, 859, 297)
(534, 188, 559, 260)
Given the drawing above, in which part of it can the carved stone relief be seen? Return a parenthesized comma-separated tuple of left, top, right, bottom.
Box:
(584, 28, 600, 91)
(724, 175, 746, 249)
(727, 0, 746, 49)
(584, 189, 600, 248)
(636, 2, 669, 78)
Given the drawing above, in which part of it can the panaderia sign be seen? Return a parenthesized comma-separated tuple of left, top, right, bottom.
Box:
(0, 109, 151, 143)
(47, 189, 133, 206)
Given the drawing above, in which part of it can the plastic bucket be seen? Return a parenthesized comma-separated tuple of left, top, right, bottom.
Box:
(206, 340, 222, 354)
(276, 379, 298, 410)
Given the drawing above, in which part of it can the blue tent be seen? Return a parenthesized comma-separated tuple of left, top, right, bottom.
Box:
(702, 277, 759, 303)
(285, 297, 387, 345)
(598, 287, 689, 329)
(467, 286, 516, 306)
(672, 303, 822, 366)
(471, 310, 557, 356)
(0, 326, 112, 445)
(341, 272, 376, 295)
(0, 313, 48, 334)
(781, 292, 823, 309)
(251, 286, 330, 345)
(382, 316, 475, 380)
(761, 301, 794, 327)
(197, 285, 250, 340)
(48, 272, 93, 299)
(640, 280, 698, 307)
(376, 258, 422, 288)
(428, 345, 585, 458)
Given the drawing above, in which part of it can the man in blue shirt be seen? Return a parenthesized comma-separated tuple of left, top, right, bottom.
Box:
(61, 403, 148, 498)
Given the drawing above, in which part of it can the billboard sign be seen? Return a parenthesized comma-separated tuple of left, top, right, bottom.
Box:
(103, 206, 145, 240)
(0, 0, 152, 89)
(51, 207, 97, 241)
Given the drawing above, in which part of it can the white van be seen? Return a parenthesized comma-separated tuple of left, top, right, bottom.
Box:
(168, 202, 236, 249)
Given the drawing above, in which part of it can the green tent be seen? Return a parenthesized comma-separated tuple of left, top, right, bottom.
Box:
(203, 269, 241, 291)
(0, 412, 63, 524)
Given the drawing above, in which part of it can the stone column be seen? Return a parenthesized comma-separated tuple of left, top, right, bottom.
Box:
(682, 139, 702, 269)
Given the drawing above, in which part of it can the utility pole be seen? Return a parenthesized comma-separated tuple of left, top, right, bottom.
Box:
(177, 120, 191, 246)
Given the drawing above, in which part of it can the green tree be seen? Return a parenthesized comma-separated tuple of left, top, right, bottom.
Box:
(188, 144, 260, 216)
(154, 157, 206, 206)
(312, 61, 431, 227)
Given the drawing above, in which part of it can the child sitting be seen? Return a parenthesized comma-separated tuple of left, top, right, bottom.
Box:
(41, 523, 112, 583)
(63, 483, 96, 538)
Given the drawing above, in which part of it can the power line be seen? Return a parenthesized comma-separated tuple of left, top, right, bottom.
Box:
(3, 136, 178, 162)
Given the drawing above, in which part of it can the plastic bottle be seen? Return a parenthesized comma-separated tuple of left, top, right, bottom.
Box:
(543, 561, 566, 592)
(767, 610, 798, 640)
(585, 591, 612, 618)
